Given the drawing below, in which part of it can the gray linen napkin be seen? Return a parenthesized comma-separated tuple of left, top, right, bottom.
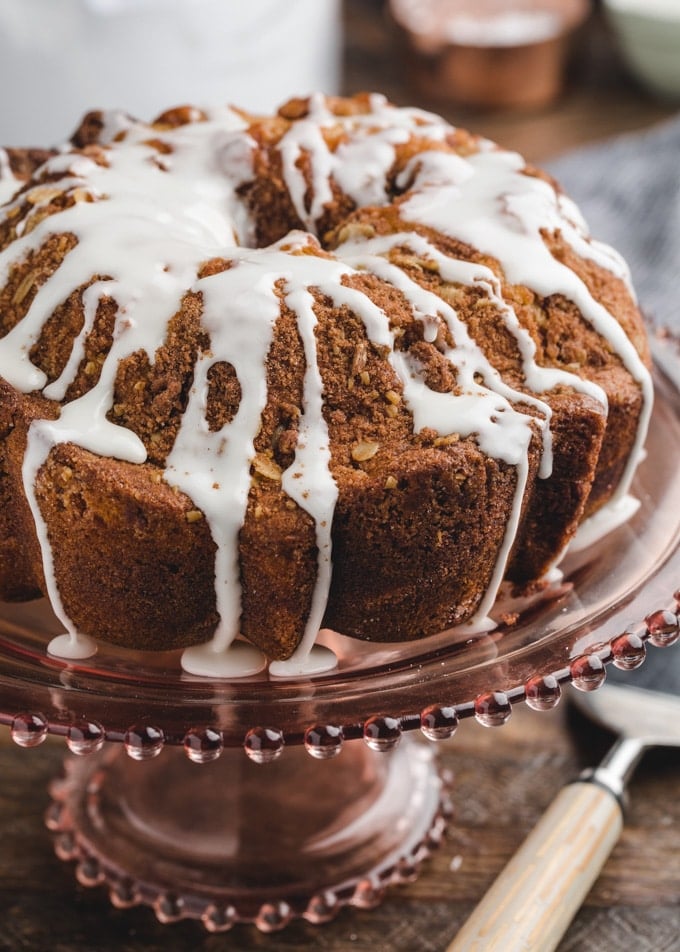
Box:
(546, 114, 680, 333)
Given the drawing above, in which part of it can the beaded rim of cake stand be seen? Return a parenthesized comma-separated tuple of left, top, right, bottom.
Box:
(8, 594, 680, 763)
(35, 595, 680, 933)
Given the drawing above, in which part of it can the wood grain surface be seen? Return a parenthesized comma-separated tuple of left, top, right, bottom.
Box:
(1, 3, 679, 950)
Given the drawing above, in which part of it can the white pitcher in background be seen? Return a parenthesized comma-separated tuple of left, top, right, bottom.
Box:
(0, 0, 342, 146)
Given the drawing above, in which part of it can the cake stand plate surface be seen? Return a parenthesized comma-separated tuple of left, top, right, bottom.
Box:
(0, 342, 679, 931)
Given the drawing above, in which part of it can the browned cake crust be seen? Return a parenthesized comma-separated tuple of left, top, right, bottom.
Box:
(0, 95, 651, 661)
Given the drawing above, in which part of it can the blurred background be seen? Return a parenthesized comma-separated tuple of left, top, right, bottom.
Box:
(0, 0, 343, 144)
(344, 0, 680, 164)
(0, 0, 678, 154)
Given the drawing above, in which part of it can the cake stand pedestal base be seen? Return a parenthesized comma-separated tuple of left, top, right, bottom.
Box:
(46, 735, 449, 932)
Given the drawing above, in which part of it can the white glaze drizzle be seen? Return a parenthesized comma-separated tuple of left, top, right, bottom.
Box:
(398, 147, 653, 500)
(338, 234, 546, 627)
(568, 493, 641, 554)
(270, 282, 338, 677)
(555, 191, 636, 298)
(167, 261, 281, 674)
(0, 95, 652, 676)
(93, 109, 141, 146)
(279, 93, 450, 229)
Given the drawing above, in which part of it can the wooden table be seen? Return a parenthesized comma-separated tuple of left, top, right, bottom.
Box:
(1, 4, 679, 951)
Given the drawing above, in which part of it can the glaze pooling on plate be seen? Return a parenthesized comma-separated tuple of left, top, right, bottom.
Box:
(0, 94, 652, 677)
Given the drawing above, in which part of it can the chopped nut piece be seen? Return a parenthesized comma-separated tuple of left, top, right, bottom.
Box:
(385, 390, 401, 405)
(336, 222, 376, 244)
(352, 440, 379, 462)
(71, 187, 94, 204)
(252, 453, 282, 481)
(57, 234, 74, 254)
(154, 105, 208, 129)
(351, 341, 367, 375)
(390, 251, 422, 271)
(186, 509, 203, 523)
(11, 271, 37, 306)
(58, 466, 73, 485)
(433, 433, 460, 447)
(360, 370, 370, 386)
(385, 475, 398, 490)
(26, 186, 62, 205)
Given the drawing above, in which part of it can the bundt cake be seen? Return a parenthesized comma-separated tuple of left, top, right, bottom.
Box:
(0, 94, 652, 677)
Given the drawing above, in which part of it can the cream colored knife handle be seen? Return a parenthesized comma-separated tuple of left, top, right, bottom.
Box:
(447, 782, 623, 952)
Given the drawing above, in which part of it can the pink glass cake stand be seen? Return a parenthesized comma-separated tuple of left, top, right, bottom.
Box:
(0, 341, 679, 933)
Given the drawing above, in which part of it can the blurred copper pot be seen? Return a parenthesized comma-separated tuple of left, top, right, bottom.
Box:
(388, 0, 591, 109)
